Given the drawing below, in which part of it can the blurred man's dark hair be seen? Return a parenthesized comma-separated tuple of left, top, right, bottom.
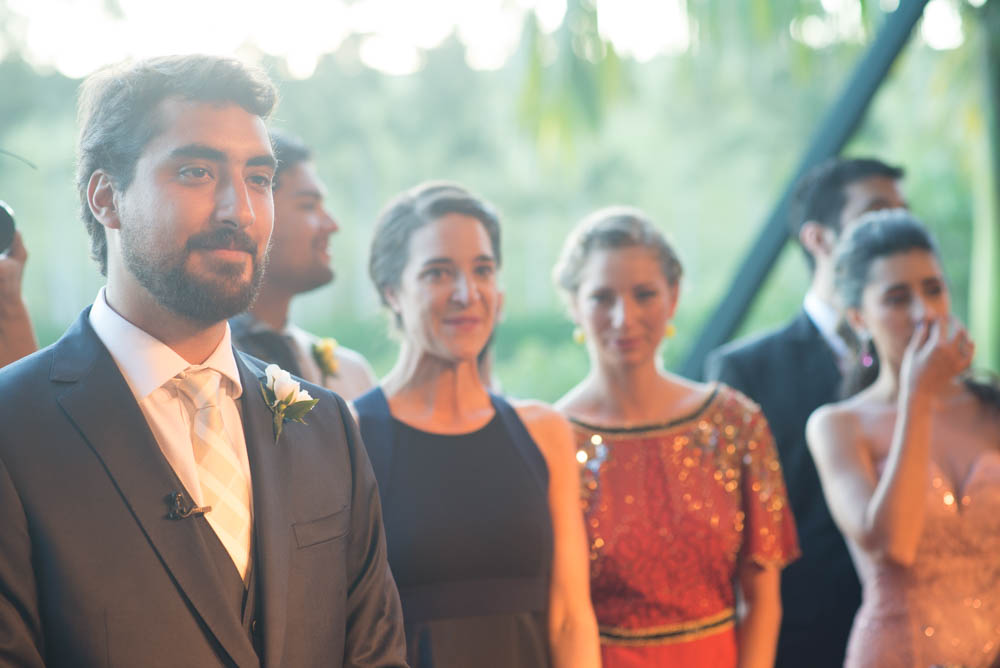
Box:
(788, 157, 904, 269)
(269, 129, 313, 189)
(76, 54, 278, 275)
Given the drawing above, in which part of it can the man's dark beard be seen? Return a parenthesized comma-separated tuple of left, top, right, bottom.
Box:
(122, 226, 267, 325)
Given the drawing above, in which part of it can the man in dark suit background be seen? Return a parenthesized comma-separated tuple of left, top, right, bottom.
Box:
(705, 157, 906, 668)
(0, 55, 406, 667)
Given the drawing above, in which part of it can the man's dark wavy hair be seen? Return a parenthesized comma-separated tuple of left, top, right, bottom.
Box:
(269, 129, 312, 189)
(76, 54, 278, 275)
(789, 157, 904, 271)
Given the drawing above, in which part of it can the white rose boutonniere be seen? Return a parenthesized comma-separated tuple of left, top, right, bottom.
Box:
(260, 364, 319, 442)
(311, 337, 340, 383)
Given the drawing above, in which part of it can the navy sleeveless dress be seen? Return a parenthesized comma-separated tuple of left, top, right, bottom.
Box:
(355, 388, 553, 668)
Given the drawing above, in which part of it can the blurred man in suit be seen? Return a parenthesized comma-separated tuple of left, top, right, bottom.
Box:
(230, 130, 376, 400)
(0, 54, 406, 667)
(706, 157, 906, 668)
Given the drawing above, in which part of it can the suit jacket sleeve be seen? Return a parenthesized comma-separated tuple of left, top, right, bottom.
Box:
(0, 455, 45, 667)
(336, 396, 408, 668)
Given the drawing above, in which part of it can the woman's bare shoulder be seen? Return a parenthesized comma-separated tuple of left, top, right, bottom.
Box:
(512, 398, 568, 430)
(806, 398, 868, 456)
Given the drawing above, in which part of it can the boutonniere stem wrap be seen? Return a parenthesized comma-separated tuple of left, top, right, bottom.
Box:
(311, 337, 340, 382)
(261, 364, 319, 442)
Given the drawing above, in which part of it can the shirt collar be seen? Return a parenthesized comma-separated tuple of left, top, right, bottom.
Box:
(89, 287, 243, 400)
(231, 311, 296, 337)
(803, 290, 850, 361)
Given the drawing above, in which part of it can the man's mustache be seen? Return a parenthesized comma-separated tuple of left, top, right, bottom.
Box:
(186, 228, 258, 257)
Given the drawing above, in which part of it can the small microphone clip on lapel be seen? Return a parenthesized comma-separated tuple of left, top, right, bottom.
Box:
(165, 491, 211, 520)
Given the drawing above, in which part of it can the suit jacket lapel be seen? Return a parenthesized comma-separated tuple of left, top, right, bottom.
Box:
(789, 311, 842, 408)
(238, 353, 291, 667)
(52, 311, 260, 668)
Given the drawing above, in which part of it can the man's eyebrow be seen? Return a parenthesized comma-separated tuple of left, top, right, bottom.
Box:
(248, 154, 277, 170)
(169, 144, 277, 171)
(169, 144, 227, 162)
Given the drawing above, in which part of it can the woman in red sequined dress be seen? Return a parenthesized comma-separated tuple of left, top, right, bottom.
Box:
(553, 207, 800, 668)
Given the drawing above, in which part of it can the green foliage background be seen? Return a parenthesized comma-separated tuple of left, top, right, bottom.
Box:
(0, 2, 994, 401)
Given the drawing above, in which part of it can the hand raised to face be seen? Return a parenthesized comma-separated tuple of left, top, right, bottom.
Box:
(900, 315, 974, 398)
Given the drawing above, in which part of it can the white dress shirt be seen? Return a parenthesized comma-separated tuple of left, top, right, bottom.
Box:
(89, 288, 254, 509)
(803, 290, 851, 368)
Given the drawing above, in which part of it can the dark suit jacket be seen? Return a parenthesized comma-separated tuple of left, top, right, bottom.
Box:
(705, 311, 860, 668)
(0, 309, 407, 667)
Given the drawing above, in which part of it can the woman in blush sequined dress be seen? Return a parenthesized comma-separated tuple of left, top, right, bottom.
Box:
(552, 207, 800, 668)
(808, 211, 1000, 668)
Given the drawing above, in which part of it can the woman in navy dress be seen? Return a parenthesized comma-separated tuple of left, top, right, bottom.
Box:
(353, 181, 599, 668)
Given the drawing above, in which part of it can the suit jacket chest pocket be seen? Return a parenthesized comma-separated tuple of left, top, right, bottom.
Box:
(293, 506, 350, 549)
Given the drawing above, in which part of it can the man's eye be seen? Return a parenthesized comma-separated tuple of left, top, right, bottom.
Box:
(180, 167, 211, 180)
(249, 174, 273, 188)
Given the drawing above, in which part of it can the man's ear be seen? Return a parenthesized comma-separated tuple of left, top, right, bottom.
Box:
(87, 170, 121, 230)
(799, 221, 837, 262)
(845, 307, 868, 339)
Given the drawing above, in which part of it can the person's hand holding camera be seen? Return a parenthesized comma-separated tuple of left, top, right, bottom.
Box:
(0, 229, 39, 366)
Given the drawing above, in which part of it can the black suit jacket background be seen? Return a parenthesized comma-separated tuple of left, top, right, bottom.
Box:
(706, 311, 860, 668)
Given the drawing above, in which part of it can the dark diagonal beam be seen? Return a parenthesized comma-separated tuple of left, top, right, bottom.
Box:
(681, 0, 930, 379)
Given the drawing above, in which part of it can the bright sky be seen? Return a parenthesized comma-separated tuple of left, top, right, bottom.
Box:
(0, 0, 972, 79)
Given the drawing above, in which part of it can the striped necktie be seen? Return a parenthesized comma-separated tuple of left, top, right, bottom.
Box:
(174, 367, 252, 580)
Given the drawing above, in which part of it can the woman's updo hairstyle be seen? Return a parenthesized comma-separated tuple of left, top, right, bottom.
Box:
(369, 181, 502, 325)
(834, 209, 1000, 408)
(833, 208, 937, 311)
(553, 206, 683, 298)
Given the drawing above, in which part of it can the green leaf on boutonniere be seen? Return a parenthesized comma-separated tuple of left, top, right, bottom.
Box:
(284, 398, 320, 422)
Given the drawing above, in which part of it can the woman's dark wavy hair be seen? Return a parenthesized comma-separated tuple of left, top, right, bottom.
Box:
(834, 209, 1000, 409)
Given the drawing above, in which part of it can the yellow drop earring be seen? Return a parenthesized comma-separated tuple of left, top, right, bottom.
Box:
(573, 327, 586, 344)
(664, 323, 677, 340)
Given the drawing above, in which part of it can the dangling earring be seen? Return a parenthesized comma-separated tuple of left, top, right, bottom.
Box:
(573, 327, 586, 344)
(664, 323, 677, 340)
(860, 334, 874, 368)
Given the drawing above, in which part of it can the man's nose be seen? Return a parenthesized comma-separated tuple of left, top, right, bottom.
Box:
(321, 209, 340, 234)
(216, 173, 255, 228)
